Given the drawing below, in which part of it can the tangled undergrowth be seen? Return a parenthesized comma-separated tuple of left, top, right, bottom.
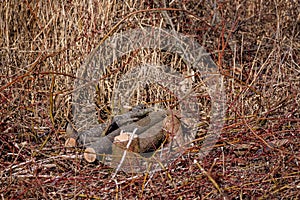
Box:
(0, 0, 299, 199)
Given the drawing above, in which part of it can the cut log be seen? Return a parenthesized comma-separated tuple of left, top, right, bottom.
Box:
(65, 123, 107, 147)
(77, 123, 107, 144)
(64, 123, 79, 147)
(83, 136, 113, 162)
(138, 119, 166, 152)
(113, 131, 140, 152)
(139, 111, 183, 153)
(84, 147, 97, 163)
(65, 137, 77, 148)
(111, 131, 141, 171)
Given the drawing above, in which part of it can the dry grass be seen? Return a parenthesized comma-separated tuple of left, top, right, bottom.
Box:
(1, 0, 299, 199)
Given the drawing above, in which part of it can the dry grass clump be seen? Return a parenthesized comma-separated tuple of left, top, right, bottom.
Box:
(1, 0, 299, 199)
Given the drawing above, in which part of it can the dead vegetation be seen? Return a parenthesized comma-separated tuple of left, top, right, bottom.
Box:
(0, 0, 299, 199)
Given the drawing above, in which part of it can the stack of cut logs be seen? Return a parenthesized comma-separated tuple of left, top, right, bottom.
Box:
(65, 105, 183, 164)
